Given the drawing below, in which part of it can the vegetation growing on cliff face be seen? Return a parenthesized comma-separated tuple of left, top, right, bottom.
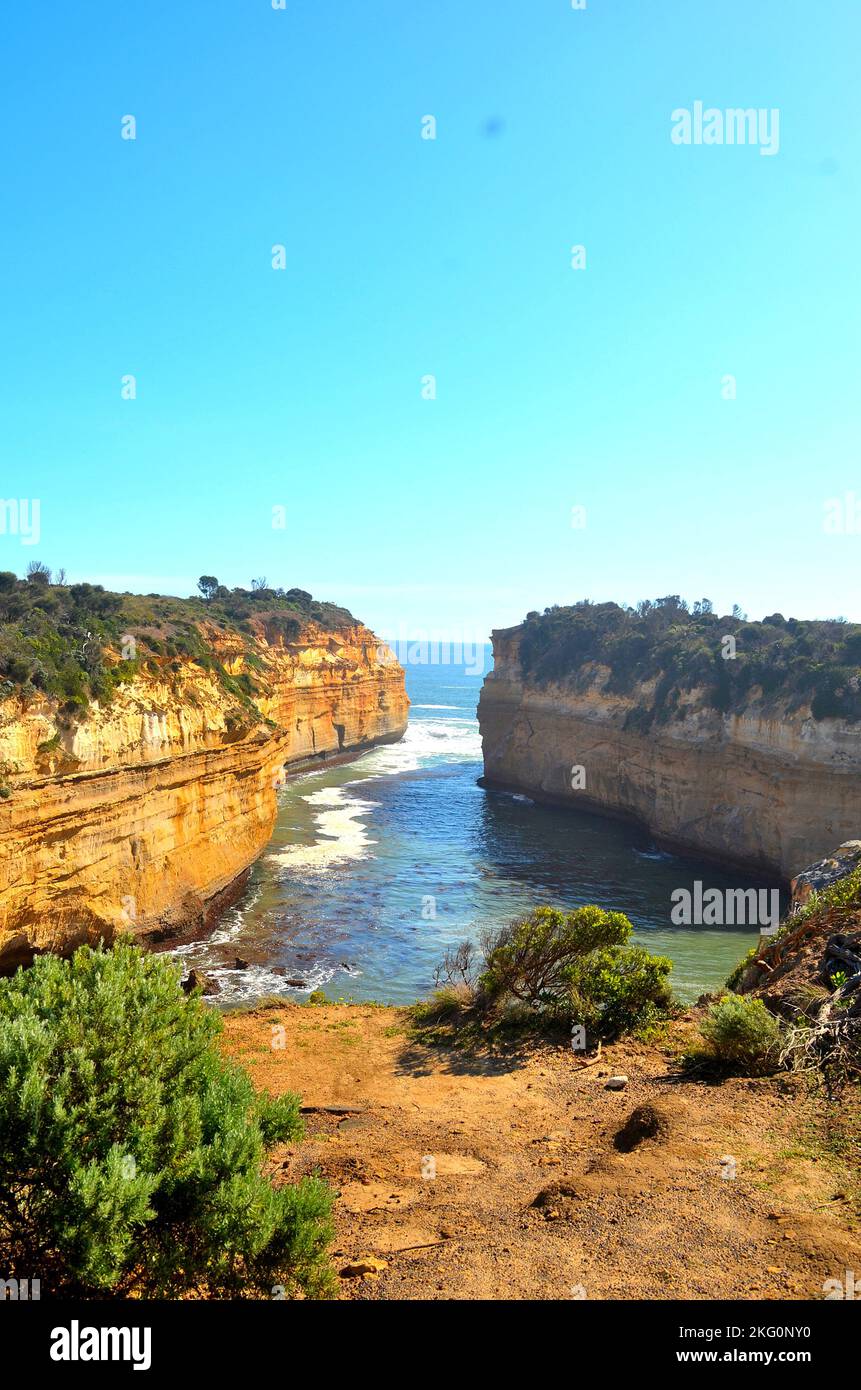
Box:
(0, 941, 335, 1298)
(514, 597, 861, 723)
(0, 569, 358, 714)
(731, 863, 861, 1092)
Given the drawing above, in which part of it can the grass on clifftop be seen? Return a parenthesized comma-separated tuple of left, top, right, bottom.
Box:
(0, 568, 358, 717)
(513, 596, 861, 723)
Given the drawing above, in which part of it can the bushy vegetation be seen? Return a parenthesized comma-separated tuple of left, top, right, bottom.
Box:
(698, 993, 783, 1074)
(0, 568, 357, 715)
(193, 578, 354, 633)
(421, 906, 674, 1041)
(515, 597, 861, 723)
(0, 941, 334, 1298)
(776, 864, 861, 942)
(564, 940, 675, 1040)
(755, 868, 861, 1092)
(725, 945, 758, 992)
(725, 863, 861, 991)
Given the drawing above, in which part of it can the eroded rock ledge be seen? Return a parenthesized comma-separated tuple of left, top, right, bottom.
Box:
(478, 627, 861, 880)
(0, 620, 408, 969)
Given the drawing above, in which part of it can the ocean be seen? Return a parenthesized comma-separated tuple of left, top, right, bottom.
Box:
(171, 653, 781, 1006)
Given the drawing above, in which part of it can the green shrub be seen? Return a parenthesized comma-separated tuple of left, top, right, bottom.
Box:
(567, 942, 674, 1038)
(478, 905, 673, 1039)
(781, 863, 861, 935)
(699, 993, 782, 1073)
(725, 944, 758, 991)
(479, 906, 630, 1006)
(0, 941, 334, 1298)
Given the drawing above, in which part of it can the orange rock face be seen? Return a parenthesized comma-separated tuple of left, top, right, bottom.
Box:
(0, 621, 408, 969)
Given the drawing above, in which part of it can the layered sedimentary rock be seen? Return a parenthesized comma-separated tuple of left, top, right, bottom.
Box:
(478, 627, 861, 880)
(0, 621, 408, 969)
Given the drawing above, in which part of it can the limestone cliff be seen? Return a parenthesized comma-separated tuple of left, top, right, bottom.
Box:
(0, 620, 408, 969)
(478, 626, 861, 880)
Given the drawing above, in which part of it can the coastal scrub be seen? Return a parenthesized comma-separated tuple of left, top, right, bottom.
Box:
(0, 941, 334, 1298)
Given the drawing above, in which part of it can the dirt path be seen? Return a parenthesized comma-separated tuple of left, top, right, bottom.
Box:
(223, 1004, 861, 1301)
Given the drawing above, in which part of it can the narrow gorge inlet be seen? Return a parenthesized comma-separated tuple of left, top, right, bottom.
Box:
(169, 654, 783, 1007)
(4, 592, 859, 1009)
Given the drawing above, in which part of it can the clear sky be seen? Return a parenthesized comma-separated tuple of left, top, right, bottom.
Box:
(1, 0, 859, 641)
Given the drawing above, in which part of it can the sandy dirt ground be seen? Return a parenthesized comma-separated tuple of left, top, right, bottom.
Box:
(222, 1003, 861, 1301)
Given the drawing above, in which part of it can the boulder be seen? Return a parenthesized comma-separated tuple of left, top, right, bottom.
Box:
(181, 969, 220, 997)
(790, 841, 861, 910)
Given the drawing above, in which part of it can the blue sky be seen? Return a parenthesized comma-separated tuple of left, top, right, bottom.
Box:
(1, 0, 859, 639)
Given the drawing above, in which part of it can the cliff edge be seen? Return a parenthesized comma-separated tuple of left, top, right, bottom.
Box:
(478, 601, 861, 879)
(0, 582, 408, 969)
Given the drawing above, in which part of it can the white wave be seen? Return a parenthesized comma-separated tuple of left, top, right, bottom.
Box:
(411, 703, 459, 710)
(202, 958, 337, 1005)
(264, 719, 481, 875)
(270, 786, 379, 873)
(348, 715, 481, 780)
(170, 883, 264, 963)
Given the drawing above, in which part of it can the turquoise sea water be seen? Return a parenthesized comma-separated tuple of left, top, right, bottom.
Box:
(172, 657, 782, 1007)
